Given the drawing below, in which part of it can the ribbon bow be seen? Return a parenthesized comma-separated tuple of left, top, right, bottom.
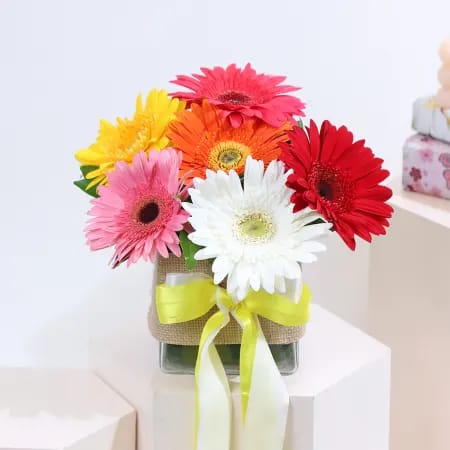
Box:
(156, 276, 311, 450)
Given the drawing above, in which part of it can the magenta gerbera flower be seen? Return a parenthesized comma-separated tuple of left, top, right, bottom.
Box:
(85, 149, 189, 267)
(170, 63, 306, 128)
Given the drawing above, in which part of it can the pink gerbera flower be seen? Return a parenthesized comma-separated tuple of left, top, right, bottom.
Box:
(170, 63, 306, 128)
(85, 149, 189, 267)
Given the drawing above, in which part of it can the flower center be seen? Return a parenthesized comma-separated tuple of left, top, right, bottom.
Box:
(234, 211, 275, 244)
(138, 201, 160, 224)
(217, 90, 252, 105)
(310, 163, 353, 212)
(209, 141, 251, 172)
(317, 180, 334, 200)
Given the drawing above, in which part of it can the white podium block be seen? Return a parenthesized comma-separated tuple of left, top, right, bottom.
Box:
(388, 176, 450, 228)
(369, 177, 450, 450)
(151, 306, 390, 450)
(88, 264, 390, 450)
(0, 368, 136, 450)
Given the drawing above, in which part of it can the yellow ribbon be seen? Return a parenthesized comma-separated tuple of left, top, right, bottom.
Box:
(156, 278, 311, 448)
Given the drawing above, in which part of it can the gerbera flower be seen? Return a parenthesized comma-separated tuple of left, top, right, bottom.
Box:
(183, 156, 330, 301)
(75, 89, 185, 189)
(280, 120, 393, 250)
(85, 149, 189, 268)
(167, 100, 290, 183)
(170, 64, 305, 128)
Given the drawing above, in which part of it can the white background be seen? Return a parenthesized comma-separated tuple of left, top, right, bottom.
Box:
(0, 0, 448, 367)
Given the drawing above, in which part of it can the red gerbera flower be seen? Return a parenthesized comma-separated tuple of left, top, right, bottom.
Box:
(170, 63, 306, 128)
(280, 120, 393, 250)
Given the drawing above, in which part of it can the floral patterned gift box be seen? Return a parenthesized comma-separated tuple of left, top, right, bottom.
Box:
(402, 133, 450, 200)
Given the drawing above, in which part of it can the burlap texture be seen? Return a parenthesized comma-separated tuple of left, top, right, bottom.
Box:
(148, 254, 305, 345)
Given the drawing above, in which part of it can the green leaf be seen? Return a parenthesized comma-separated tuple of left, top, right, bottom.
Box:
(179, 230, 202, 270)
(80, 165, 98, 177)
(297, 118, 304, 129)
(73, 179, 99, 198)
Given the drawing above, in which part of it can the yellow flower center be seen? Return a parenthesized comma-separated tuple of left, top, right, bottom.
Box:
(209, 141, 251, 172)
(234, 211, 275, 244)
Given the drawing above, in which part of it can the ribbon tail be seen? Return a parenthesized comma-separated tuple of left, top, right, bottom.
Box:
(195, 310, 232, 450)
(235, 313, 290, 450)
(234, 308, 258, 421)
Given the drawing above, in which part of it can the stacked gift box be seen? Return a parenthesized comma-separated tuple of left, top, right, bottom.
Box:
(403, 38, 450, 200)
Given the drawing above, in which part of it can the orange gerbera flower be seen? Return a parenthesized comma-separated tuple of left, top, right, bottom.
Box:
(167, 101, 290, 183)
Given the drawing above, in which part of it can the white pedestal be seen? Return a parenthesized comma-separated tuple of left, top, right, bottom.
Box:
(88, 263, 390, 450)
(152, 307, 390, 450)
(0, 368, 136, 450)
(369, 178, 450, 450)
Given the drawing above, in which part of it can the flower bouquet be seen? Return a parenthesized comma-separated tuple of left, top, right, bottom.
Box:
(74, 64, 393, 450)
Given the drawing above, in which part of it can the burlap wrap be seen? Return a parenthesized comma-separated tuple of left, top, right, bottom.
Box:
(148, 254, 305, 345)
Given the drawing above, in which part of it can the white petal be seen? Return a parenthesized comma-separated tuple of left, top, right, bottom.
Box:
(282, 259, 302, 279)
(296, 223, 331, 241)
(188, 231, 215, 247)
(294, 211, 326, 228)
(226, 269, 240, 299)
(235, 284, 249, 301)
(262, 276, 275, 294)
(296, 252, 318, 263)
(299, 241, 327, 253)
(227, 169, 244, 199)
(195, 247, 220, 260)
(243, 157, 264, 191)
(284, 275, 303, 302)
(274, 275, 286, 294)
(249, 269, 261, 292)
(212, 255, 234, 284)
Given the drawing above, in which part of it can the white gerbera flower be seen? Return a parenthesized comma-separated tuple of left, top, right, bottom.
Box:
(183, 156, 331, 301)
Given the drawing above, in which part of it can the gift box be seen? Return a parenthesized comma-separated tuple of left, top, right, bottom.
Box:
(402, 133, 450, 200)
(412, 97, 450, 144)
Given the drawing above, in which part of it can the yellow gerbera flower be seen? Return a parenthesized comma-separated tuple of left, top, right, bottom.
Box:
(75, 89, 185, 188)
